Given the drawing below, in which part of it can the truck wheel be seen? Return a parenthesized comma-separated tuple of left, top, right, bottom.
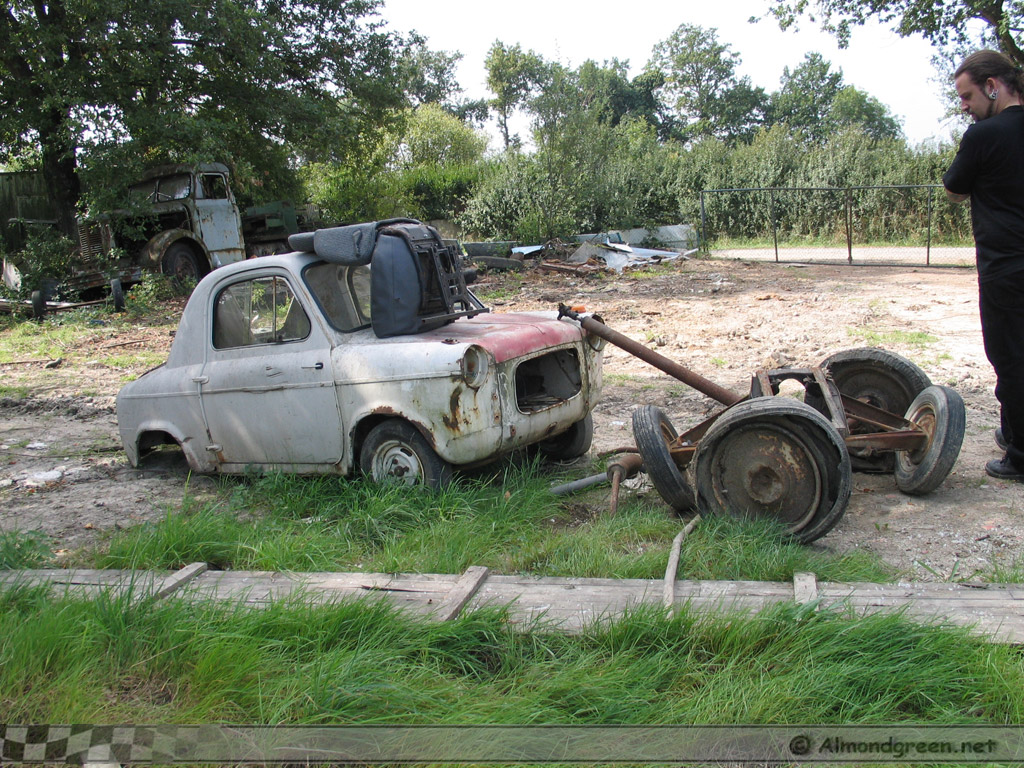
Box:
(110, 278, 125, 311)
(537, 414, 594, 460)
(161, 243, 203, 284)
(31, 290, 46, 320)
(806, 347, 931, 473)
(360, 419, 453, 489)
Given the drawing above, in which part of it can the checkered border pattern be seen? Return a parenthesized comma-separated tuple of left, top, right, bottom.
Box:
(0, 725, 192, 764)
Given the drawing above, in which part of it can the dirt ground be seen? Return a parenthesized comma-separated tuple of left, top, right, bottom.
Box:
(2, 256, 1022, 581)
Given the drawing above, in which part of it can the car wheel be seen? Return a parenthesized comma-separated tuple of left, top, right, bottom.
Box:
(631, 405, 696, 512)
(894, 385, 966, 496)
(805, 347, 931, 473)
(536, 413, 594, 460)
(360, 419, 453, 489)
(161, 242, 203, 285)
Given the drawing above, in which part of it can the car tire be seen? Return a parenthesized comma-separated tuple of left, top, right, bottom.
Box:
(631, 404, 697, 512)
(360, 419, 453, 489)
(161, 242, 203, 285)
(536, 413, 594, 460)
(894, 385, 966, 496)
(805, 347, 931, 473)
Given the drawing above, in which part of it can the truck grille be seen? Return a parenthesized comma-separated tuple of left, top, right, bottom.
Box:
(77, 222, 105, 260)
(515, 349, 582, 412)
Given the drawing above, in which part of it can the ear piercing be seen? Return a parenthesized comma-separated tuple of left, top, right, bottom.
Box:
(989, 90, 998, 100)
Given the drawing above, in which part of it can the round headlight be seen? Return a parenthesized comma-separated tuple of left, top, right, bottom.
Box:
(461, 345, 489, 389)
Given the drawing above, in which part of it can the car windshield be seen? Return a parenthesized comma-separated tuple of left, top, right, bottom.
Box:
(303, 262, 371, 332)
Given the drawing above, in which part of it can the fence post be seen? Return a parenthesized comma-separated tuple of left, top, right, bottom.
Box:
(926, 186, 933, 266)
(771, 190, 779, 262)
(845, 188, 853, 264)
(700, 191, 708, 253)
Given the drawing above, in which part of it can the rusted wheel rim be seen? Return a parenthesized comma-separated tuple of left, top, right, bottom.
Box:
(372, 439, 424, 485)
(702, 421, 823, 532)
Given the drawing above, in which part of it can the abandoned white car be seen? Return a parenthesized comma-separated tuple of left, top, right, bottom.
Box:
(116, 220, 604, 487)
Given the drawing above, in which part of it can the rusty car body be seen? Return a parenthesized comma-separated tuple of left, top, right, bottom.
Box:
(116, 251, 603, 486)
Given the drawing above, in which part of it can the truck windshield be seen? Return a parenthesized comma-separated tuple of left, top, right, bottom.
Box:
(157, 174, 192, 201)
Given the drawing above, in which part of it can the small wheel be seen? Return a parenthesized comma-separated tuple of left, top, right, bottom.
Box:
(807, 347, 931, 472)
(110, 278, 125, 311)
(694, 398, 851, 543)
(161, 242, 203, 285)
(632, 405, 696, 511)
(894, 385, 966, 495)
(359, 419, 452, 489)
(537, 413, 594, 459)
(31, 290, 46, 319)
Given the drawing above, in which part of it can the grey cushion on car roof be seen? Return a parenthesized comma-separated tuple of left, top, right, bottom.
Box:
(310, 222, 379, 265)
(287, 231, 315, 252)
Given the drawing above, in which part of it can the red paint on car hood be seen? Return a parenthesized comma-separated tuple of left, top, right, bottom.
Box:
(419, 312, 584, 363)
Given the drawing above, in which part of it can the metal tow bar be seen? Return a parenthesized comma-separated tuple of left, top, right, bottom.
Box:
(558, 304, 966, 544)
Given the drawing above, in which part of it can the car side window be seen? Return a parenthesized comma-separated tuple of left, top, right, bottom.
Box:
(213, 276, 311, 349)
(303, 262, 371, 331)
(199, 174, 228, 200)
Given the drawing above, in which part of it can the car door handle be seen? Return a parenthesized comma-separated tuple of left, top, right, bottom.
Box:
(302, 362, 324, 370)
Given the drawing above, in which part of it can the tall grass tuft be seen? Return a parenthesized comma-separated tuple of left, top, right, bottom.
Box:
(98, 467, 892, 585)
(1, 591, 1022, 725)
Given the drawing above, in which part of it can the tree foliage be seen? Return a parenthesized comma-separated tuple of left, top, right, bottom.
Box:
(484, 41, 548, 149)
(648, 24, 768, 144)
(0, 0, 409, 230)
(768, 53, 903, 142)
(763, 0, 1024, 65)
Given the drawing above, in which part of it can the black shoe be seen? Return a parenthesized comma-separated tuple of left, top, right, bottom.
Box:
(985, 454, 1024, 481)
(996, 428, 1009, 451)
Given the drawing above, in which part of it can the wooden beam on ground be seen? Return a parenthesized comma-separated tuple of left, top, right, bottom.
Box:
(435, 566, 490, 621)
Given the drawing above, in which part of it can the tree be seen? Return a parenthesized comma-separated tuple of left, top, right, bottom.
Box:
(397, 104, 488, 169)
(648, 24, 768, 144)
(768, 53, 845, 140)
(0, 0, 407, 233)
(830, 86, 903, 141)
(763, 0, 1023, 66)
(484, 41, 548, 149)
(766, 53, 903, 143)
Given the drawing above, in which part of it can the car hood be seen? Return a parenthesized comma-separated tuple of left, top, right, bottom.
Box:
(368, 311, 585, 363)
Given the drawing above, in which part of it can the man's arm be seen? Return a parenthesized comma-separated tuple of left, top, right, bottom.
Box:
(945, 188, 970, 203)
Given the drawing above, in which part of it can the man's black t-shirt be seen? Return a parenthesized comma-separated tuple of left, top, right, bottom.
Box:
(943, 105, 1024, 282)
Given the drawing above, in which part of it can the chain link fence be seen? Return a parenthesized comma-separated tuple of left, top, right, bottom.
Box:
(699, 185, 975, 267)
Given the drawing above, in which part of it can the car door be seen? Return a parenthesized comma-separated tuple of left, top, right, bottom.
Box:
(198, 271, 344, 471)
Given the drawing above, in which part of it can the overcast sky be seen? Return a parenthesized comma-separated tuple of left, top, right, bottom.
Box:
(380, 0, 969, 148)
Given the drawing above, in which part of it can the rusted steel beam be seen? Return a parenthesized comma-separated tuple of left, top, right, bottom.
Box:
(559, 305, 744, 407)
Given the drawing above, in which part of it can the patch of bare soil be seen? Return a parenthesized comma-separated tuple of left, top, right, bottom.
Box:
(2, 258, 1022, 579)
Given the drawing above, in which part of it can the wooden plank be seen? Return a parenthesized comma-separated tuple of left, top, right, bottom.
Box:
(435, 566, 489, 621)
(154, 562, 207, 599)
(793, 572, 818, 605)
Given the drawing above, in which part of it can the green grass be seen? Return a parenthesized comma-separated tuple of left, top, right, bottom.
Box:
(94, 465, 893, 584)
(0, 383, 31, 399)
(848, 327, 938, 347)
(1, 586, 1021, 725)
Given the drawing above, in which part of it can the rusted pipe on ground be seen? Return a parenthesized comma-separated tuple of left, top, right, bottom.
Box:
(606, 452, 644, 515)
(559, 305, 743, 407)
(550, 472, 608, 496)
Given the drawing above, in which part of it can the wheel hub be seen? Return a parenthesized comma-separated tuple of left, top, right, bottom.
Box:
(375, 440, 422, 484)
(707, 422, 823, 530)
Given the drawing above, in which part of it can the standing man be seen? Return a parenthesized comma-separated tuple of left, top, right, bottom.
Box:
(943, 49, 1024, 481)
